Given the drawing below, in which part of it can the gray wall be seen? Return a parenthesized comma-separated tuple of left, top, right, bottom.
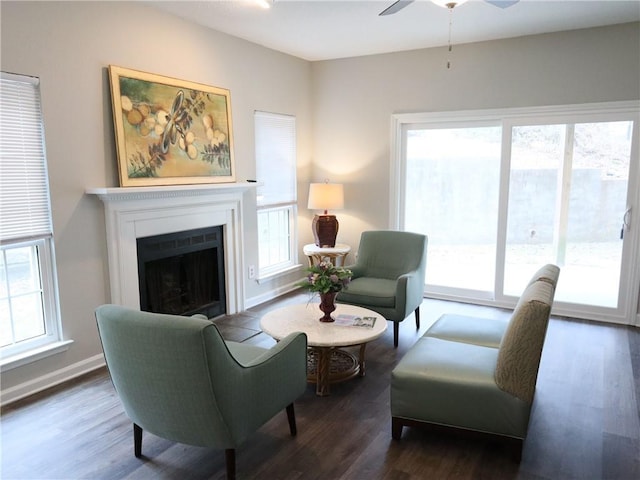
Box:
(1, 0, 638, 401)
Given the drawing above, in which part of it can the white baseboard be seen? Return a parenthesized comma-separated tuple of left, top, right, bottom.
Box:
(1, 353, 105, 407)
(244, 283, 302, 310)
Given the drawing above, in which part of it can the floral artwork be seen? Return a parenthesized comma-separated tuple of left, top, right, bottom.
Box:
(108, 66, 235, 186)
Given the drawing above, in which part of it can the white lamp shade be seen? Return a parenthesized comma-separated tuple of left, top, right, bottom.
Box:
(308, 183, 344, 211)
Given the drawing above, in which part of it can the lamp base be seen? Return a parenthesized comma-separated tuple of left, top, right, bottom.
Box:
(312, 215, 339, 248)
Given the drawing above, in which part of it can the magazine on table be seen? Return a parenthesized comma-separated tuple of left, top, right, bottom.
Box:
(334, 314, 376, 328)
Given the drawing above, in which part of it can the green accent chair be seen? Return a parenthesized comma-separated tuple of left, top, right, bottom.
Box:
(336, 230, 428, 347)
(95, 305, 307, 480)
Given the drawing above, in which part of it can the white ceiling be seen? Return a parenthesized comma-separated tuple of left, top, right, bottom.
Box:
(150, 0, 640, 61)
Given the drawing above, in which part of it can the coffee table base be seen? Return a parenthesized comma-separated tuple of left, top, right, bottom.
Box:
(306, 344, 367, 396)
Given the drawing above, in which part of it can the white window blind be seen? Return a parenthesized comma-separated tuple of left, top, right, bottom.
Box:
(255, 111, 296, 207)
(0, 72, 53, 244)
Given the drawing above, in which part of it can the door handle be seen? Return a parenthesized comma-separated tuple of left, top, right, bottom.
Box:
(623, 207, 632, 228)
(621, 207, 632, 239)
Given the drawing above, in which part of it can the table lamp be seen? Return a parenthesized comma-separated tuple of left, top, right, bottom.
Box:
(308, 182, 344, 248)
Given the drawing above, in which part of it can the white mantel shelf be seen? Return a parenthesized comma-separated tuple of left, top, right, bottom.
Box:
(86, 182, 258, 201)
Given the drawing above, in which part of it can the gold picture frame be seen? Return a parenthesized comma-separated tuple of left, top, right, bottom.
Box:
(108, 65, 235, 187)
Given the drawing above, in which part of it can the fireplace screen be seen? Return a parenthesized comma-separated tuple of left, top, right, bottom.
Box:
(137, 226, 225, 318)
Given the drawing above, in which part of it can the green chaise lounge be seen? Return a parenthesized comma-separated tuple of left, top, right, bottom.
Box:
(390, 264, 560, 460)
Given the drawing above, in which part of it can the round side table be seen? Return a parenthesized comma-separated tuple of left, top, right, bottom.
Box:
(303, 243, 351, 267)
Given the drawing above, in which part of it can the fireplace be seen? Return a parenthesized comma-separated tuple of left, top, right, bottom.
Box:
(137, 226, 225, 318)
(87, 183, 256, 315)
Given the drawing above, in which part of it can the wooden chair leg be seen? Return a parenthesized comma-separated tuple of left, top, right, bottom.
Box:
(414, 307, 420, 329)
(225, 449, 236, 480)
(393, 322, 399, 348)
(509, 438, 524, 463)
(286, 403, 297, 436)
(391, 417, 403, 440)
(133, 423, 142, 458)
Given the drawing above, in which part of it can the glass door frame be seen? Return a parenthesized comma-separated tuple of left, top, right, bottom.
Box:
(390, 101, 640, 326)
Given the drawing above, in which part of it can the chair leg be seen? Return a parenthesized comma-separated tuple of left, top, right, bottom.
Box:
(286, 403, 297, 436)
(133, 423, 142, 458)
(414, 307, 420, 329)
(391, 417, 403, 440)
(225, 449, 236, 480)
(509, 438, 524, 463)
(393, 322, 399, 348)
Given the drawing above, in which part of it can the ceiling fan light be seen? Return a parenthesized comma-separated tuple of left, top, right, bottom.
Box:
(431, 0, 469, 8)
(255, 0, 272, 9)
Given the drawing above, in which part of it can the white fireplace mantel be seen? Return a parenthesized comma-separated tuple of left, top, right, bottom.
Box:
(87, 182, 257, 315)
(87, 182, 258, 202)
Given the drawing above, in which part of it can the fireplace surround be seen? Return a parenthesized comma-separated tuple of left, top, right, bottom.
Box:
(87, 183, 256, 315)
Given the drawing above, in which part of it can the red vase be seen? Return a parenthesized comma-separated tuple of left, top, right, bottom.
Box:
(319, 292, 337, 322)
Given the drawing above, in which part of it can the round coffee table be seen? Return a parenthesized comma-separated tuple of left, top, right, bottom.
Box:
(260, 303, 387, 396)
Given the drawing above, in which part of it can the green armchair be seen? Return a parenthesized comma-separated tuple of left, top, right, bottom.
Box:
(95, 305, 307, 480)
(337, 230, 428, 347)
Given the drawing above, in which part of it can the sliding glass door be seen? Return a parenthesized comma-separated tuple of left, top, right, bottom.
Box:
(396, 103, 639, 324)
(404, 124, 501, 298)
(503, 121, 633, 309)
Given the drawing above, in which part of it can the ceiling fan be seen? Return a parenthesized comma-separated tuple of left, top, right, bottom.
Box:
(381, 0, 520, 68)
(379, 0, 520, 16)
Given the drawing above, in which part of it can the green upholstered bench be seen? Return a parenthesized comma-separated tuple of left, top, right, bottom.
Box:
(390, 264, 560, 460)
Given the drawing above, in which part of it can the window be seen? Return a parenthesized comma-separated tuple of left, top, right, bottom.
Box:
(1, 71, 64, 366)
(254, 111, 298, 278)
(393, 102, 639, 324)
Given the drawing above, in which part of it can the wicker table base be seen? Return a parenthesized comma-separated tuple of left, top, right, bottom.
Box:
(306, 345, 367, 396)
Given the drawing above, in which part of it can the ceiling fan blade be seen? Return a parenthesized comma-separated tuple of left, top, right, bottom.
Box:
(379, 0, 415, 16)
(485, 0, 520, 8)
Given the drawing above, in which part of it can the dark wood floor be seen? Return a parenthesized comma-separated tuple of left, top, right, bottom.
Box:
(2, 292, 639, 479)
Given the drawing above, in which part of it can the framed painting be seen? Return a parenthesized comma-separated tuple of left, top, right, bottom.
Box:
(108, 65, 235, 186)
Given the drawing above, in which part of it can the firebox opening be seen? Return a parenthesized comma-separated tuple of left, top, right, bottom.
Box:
(137, 226, 226, 319)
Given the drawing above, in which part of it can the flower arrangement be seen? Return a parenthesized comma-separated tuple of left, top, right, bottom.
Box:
(298, 261, 352, 294)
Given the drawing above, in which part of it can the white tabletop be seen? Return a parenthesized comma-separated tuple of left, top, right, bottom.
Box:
(303, 243, 351, 255)
(260, 303, 387, 348)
